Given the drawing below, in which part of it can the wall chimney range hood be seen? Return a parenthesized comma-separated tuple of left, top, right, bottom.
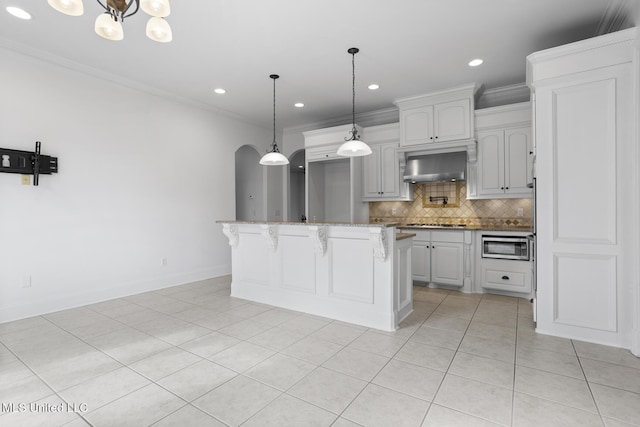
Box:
(403, 151, 467, 183)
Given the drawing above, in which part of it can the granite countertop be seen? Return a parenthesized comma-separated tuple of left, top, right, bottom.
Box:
(396, 232, 417, 241)
(398, 224, 533, 232)
(217, 220, 398, 228)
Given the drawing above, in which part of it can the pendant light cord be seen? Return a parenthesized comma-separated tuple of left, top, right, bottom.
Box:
(352, 51, 356, 131)
(347, 47, 360, 141)
(273, 76, 277, 149)
(270, 74, 279, 153)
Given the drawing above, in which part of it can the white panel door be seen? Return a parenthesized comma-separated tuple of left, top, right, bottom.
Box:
(431, 242, 463, 286)
(279, 235, 316, 293)
(380, 142, 400, 197)
(411, 241, 430, 282)
(400, 106, 434, 146)
(504, 127, 533, 194)
(362, 144, 381, 199)
(535, 63, 631, 345)
(434, 99, 470, 142)
(477, 130, 505, 196)
(328, 238, 374, 303)
(237, 233, 269, 285)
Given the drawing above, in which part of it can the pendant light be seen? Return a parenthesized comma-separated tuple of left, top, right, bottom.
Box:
(337, 47, 372, 157)
(260, 74, 289, 166)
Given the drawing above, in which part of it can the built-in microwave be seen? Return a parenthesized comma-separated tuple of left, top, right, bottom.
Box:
(481, 235, 530, 261)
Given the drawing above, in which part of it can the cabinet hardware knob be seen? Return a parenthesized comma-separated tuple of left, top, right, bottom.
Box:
(325, 154, 329, 157)
(502, 275, 509, 280)
(529, 151, 533, 155)
(501, 187, 504, 190)
(430, 137, 433, 140)
(506, 187, 509, 190)
(435, 136, 438, 139)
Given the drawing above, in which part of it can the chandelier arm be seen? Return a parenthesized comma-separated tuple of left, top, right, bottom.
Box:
(96, 0, 110, 13)
(122, 0, 140, 19)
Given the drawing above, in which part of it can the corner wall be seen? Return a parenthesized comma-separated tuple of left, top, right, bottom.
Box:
(0, 47, 271, 322)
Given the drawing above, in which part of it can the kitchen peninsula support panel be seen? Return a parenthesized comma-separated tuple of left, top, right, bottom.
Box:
(219, 221, 412, 331)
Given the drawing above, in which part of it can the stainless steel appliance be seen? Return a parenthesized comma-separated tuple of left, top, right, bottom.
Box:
(481, 235, 530, 261)
(403, 151, 467, 183)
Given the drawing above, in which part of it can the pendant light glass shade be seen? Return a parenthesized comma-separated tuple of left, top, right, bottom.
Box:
(260, 74, 289, 166)
(260, 151, 289, 165)
(337, 47, 372, 157)
(141, 0, 170, 17)
(48, 0, 84, 16)
(337, 139, 372, 156)
(146, 17, 172, 42)
(95, 13, 124, 40)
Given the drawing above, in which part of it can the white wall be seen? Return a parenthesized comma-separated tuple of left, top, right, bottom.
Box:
(0, 48, 271, 322)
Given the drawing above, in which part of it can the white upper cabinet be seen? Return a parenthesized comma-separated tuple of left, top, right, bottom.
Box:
(434, 99, 472, 142)
(395, 84, 478, 148)
(471, 103, 533, 199)
(362, 142, 401, 199)
(361, 124, 413, 201)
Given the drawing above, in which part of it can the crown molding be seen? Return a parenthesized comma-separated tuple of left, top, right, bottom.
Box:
(283, 106, 399, 135)
(475, 83, 530, 109)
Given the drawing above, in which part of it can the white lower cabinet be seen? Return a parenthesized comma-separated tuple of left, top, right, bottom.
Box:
(404, 230, 464, 287)
(480, 259, 532, 295)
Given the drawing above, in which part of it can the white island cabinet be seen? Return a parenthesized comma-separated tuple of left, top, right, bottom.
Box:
(219, 221, 413, 331)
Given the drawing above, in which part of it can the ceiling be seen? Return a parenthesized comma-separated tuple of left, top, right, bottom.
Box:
(0, 0, 633, 131)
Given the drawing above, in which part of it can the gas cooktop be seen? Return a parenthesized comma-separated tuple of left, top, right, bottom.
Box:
(403, 223, 467, 228)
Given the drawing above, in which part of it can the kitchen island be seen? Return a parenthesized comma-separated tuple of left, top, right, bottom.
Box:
(218, 221, 413, 331)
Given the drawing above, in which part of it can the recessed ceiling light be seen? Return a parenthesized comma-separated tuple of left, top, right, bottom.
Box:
(468, 59, 484, 67)
(368, 84, 380, 90)
(6, 6, 31, 20)
(214, 88, 226, 94)
(294, 102, 304, 108)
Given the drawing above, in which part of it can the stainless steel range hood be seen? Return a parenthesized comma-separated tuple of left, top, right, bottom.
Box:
(403, 151, 467, 183)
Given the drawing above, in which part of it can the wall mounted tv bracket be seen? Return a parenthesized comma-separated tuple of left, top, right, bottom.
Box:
(0, 141, 58, 186)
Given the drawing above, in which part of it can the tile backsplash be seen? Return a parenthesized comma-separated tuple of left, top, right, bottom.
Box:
(369, 182, 532, 228)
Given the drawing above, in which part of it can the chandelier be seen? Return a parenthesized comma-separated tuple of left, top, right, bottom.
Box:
(48, 0, 172, 42)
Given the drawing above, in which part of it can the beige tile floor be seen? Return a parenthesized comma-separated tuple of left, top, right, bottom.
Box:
(1, 276, 640, 426)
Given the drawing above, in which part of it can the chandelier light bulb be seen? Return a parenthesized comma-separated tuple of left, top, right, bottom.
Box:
(141, 0, 170, 17)
(48, 0, 84, 16)
(146, 17, 172, 42)
(95, 13, 124, 41)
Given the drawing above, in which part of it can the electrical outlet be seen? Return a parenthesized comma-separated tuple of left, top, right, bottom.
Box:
(517, 208, 524, 217)
(20, 275, 32, 288)
(21, 175, 30, 185)
(161, 257, 168, 267)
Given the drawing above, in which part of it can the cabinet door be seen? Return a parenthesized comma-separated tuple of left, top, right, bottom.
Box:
(362, 144, 381, 199)
(400, 106, 434, 146)
(431, 242, 463, 286)
(434, 99, 471, 142)
(379, 142, 401, 197)
(504, 127, 533, 194)
(477, 130, 506, 197)
(411, 241, 430, 282)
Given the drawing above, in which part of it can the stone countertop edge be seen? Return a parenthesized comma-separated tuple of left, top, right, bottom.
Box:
(398, 225, 533, 232)
(396, 232, 417, 241)
(216, 220, 399, 228)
